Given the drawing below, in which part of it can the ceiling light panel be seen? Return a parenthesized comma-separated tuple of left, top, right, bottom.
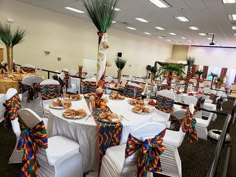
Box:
(181, 37, 186, 39)
(189, 26, 199, 30)
(135, 18, 149, 23)
(114, 8, 121, 11)
(144, 32, 151, 35)
(223, 0, 235, 3)
(228, 14, 236, 20)
(169, 33, 177, 35)
(126, 27, 136, 30)
(112, 21, 116, 24)
(199, 33, 206, 36)
(155, 26, 165, 30)
(65, 7, 84, 13)
(175, 16, 189, 22)
(148, 0, 170, 8)
(232, 26, 236, 30)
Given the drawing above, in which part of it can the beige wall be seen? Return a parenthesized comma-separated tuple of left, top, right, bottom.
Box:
(0, 0, 173, 77)
(171, 45, 189, 61)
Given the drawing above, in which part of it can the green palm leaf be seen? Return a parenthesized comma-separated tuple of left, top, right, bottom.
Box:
(115, 58, 126, 70)
(83, 0, 118, 32)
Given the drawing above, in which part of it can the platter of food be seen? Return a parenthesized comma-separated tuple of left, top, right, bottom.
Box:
(109, 92, 125, 100)
(64, 93, 81, 101)
(62, 108, 87, 119)
(49, 98, 72, 109)
(97, 110, 121, 123)
(132, 105, 153, 114)
(128, 99, 144, 106)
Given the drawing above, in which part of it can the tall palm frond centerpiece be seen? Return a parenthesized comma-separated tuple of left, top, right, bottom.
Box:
(184, 57, 195, 93)
(209, 72, 218, 89)
(195, 70, 203, 91)
(83, 0, 118, 88)
(160, 64, 185, 90)
(0, 23, 25, 74)
(115, 58, 126, 82)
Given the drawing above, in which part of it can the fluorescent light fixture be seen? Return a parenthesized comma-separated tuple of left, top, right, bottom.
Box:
(199, 33, 206, 36)
(155, 26, 165, 30)
(65, 7, 84, 13)
(223, 0, 235, 3)
(112, 21, 116, 24)
(169, 32, 177, 35)
(207, 37, 212, 40)
(187, 40, 192, 42)
(144, 32, 151, 35)
(148, 0, 170, 8)
(181, 37, 186, 39)
(228, 14, 236, 20)
(126, 27, 136, 30)
(158, 36, 164, 38)
(232, 26, 236, 30)
(189, 26, 199, 30)
(135, 18, 149, 23)
(234, 33, 236, 36)
(114, 8, 121, 11)
(167, 39, 172, 42)
(175, 16, 189, 22)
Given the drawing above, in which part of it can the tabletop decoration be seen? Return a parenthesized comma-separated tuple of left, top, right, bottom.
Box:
(17, 120, 48, 177)
(155, 95, 175, 113)
(89, 87, 108, 109)
(184, 57, 195, 93)
(125, 129, 166, 177)
(83, 0, 118, 88)
(115, 57, 126, 83)
(0, 23, 25, 74)
(195, 70, 203, 91)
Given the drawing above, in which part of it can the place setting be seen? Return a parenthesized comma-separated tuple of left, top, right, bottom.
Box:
(49, 98, 72, 109)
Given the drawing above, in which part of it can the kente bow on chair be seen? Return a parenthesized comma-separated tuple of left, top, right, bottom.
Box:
(125, 129, 166, 177)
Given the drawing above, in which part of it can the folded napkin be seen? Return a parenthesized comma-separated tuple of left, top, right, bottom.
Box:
(148, 99, 156, 106)
(188, 93, 194, 96)
(197, 91, 203, 94)
(176, 91, 181, 94)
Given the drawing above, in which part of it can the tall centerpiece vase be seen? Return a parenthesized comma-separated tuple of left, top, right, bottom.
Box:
(78, 65, 83, 77)
(6, 46, 13, 75)
(117, 69, 122, 83)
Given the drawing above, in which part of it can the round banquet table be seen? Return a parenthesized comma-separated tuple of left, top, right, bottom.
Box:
(47, 95, 169, 173)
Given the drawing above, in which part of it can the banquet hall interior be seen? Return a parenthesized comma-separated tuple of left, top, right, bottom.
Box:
(0, 0, 236, 177)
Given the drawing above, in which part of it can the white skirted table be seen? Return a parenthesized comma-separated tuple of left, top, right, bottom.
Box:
(47, 96, 169, 173)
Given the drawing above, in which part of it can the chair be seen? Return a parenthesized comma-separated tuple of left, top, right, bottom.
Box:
(17, 108, 83, 177)
(99, 122, 166, 177)
(4, 88, 22, 164)
(20, 64, 36, 73)
(40, 79, 61, 117)
(152, 90, 175, 126)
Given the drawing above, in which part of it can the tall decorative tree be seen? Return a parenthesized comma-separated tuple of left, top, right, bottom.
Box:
(195, 70, 203, 91)
(0, 23, 25, 74)
(209, 72, 218, 89)
(160, 64, 185, 90)
(184, 57, 195, 93)
(115, 58, 126, 82)
(83, 0, 118, 88)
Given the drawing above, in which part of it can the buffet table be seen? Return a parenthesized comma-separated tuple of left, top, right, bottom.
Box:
(47, 95, 168, 172)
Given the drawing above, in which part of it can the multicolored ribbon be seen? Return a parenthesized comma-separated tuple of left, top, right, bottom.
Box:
(155, 95, 175, 113)
(181, 108, 198, 143)
(40, 84, 61, 100)
(125, 129, 166, 177)
(17, 120, 48, 177)
(3, 94, 21, 129)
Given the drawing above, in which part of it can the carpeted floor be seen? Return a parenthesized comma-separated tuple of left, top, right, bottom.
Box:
(0, 98, 235, 177)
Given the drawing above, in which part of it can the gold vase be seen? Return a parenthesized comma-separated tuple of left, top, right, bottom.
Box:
(6, 46, 13, 74)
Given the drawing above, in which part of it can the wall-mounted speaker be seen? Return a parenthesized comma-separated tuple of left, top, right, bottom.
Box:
(117, 52, 122, 57)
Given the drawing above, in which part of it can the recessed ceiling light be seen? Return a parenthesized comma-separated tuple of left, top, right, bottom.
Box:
(65, 7, 84, 13)
(148, 0, 171, 8)
(181, 37, 186, 39)
(112, 21, 116, 24)
(175, 16, 189, 22)
(189, 26, 199, 30)
(234, 33, 236, 36)
(207, 37, 212, 40)
(169, 33, 177, 35)
(228, 14, 236, 20)
(135, 18, 149, 23)
(167, 39, 172, 42)
(144, 32, 151, 35)
(187, 40, 192, 42)
(232, 26, 236, 30)
(155, 26, 165, 30)
(223, 0, 235, 3)
(114, 8, 121, 11)
(158, 36, 164, 38)
(199, 33, 206, 36)
(126, 27, 136, 30)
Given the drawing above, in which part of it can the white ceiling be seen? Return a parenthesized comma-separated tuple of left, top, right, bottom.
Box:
(17, 0, 236, 47)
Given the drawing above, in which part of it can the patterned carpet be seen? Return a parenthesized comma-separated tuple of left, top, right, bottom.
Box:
(0, 98, 235, 177)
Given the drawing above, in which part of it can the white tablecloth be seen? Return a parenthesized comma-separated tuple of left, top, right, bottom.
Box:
(47, 96, 168, 172)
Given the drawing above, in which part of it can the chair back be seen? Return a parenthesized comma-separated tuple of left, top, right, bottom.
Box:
(20, 64, 36, 73)
(121, 122, 166, 176)
(123, 82, 143, 98)
(80, 80, 97, 94)
(157, 89, 175, 100)
(183, 96, 198, 105)
(40, 79, 61, 100)
(6, 88, 17, 100)
(18, 108, 42, 129)
(22, 76, 43, 86)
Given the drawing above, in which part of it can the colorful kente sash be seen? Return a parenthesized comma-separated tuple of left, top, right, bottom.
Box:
(3, 94, 21, 129)
(125, 129, 166, 177)
(17, 120, 48, 177)
(92, 108, 123, 167)
(155, 95, 174, 113)
(40, 84, 61, 100)
(124, 84, 143, 98)
(20, 67, 36, 73)
(21, 83, 40, 102)
(81, 81, 97, 94)
(181, 108, 198, 143)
